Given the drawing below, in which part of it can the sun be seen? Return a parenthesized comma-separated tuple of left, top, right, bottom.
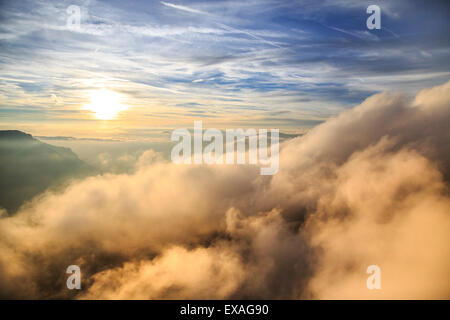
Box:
(83, 89, 128, 120)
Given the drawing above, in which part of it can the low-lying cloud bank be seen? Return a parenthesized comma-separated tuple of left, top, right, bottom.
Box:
(0, 82, 449, 299)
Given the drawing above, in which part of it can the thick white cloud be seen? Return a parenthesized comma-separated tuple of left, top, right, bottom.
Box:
(0, 81, 449, 299)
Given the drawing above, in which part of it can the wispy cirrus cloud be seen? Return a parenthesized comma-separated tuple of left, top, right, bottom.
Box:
(0, 0, 449, 138)
(160, 1, 209, 15)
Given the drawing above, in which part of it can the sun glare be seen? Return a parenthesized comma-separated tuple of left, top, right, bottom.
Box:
(83, 89, 128, 120)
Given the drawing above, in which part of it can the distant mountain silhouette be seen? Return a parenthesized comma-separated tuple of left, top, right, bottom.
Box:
(0, 130, 96, 214)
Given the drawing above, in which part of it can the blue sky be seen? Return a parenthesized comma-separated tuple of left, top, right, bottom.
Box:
(0, 0, 448, 138)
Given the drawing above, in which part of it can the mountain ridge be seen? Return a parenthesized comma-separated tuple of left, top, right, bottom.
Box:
(0, 130, 96, 214)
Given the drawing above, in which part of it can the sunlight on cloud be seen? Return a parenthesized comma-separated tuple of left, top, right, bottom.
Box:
(0, 82, 448, 299)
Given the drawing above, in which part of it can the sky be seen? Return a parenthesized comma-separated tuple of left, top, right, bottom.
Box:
(0, 0, 449, 140)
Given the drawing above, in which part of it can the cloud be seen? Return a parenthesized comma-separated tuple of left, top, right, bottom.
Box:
(160, 1, 208, 15)
(304, 138, 450, 299)
(82, 244, 245, 299)
(0, 81, 449, 299)
(2, 0, 449, 134)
